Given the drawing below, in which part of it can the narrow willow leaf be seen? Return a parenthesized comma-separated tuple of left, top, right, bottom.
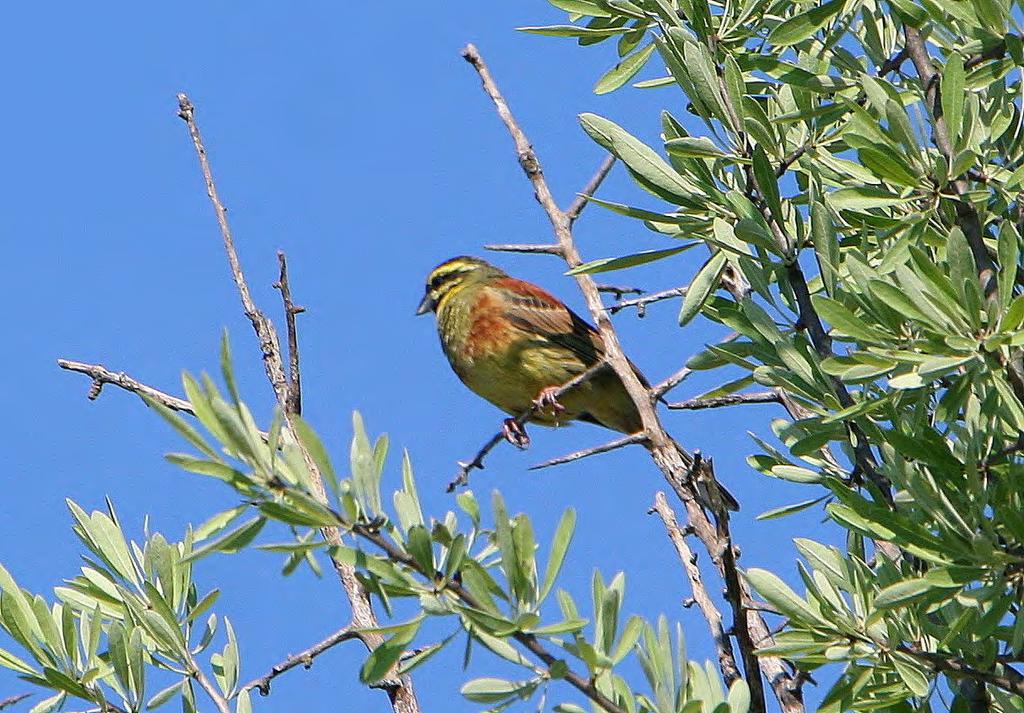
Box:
(998, 222, 1019, 308)
(942, 53, 965, 145)
(768, 0, 844, 45)
(810, 201, 839, 295)
(579, 113, 695, 202)
(747, 568, 823, 625)
(594, 42, 655, 94)
(566, 244, 697, 275)
(752, 146, 783, 226)
(539, 509, 576, 603)
(679, 251, 727, 326)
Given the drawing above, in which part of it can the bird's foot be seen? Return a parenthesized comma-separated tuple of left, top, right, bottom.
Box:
(532, 386, 566, 416)
(502, 418, 530, 449)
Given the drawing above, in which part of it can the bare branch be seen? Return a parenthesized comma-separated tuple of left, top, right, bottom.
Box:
(483, 243, 563, 255)
(566, 154, 617, 222)
(0, 694, 30, 710)
(241, 626, 360, 696)
(596, 283, 644, 299)
(57, 360, 194, 414)
(652, 492, 740, 685)
(529, 433, 648, 470)
(176, 94, 290, 405)
(607, 286, 686, 317)
(176, 93, 420, 712)
(447, 362, 609, 492)
(666, 390, 783, 411)
(653, 367, 693, 400)
(273, 251, 305, 415)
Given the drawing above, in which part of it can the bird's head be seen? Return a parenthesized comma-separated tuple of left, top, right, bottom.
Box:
(416, 255, 505, 315)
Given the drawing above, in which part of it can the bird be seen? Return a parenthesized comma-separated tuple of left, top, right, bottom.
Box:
(416, 255, 739, 512)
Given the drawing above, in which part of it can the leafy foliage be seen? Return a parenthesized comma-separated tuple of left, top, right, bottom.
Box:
(530, 0, 1024, 708)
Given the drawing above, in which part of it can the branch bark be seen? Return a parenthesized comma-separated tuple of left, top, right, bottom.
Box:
(651, 492, 741, 686)
(241, 626, 360, 696)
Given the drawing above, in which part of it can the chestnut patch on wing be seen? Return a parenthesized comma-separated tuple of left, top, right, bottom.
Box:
(465, 292, 515, 359)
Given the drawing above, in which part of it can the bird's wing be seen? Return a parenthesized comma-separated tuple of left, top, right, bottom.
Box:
(490, 277, 605, 366)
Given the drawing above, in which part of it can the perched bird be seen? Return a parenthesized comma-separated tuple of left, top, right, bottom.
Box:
(416, 255, 739, 511)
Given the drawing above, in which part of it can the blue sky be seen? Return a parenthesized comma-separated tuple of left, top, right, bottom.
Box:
(0, 3, 842, 711)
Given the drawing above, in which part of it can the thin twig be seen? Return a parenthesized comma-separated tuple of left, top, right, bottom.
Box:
(607, 286, 686, 316)
(529, 433, 648, 470)
(447, 362, 608, 492)
(652, 492, 740, 685)
(483, 243, 563, 255)
(175, 93, 420, 712)
(596, 283, 644, 299)
(666, 390, 783, 411)
(241, 626, 360, 696)
(653, 365, 693, 399)
(0, 694, 29, 710)
(566, 154, 617, 222)
(176, 94, 290, 404)
(56, 360, 194, 413)
(273, 251, 305, 416)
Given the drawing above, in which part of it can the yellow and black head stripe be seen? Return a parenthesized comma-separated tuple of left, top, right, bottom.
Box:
(416, 256, 502, 315)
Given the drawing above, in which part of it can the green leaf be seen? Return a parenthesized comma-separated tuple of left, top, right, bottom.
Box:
(461, 677, 538, 704)
(828, 187, 912, 209)
(873, 578, 943, 609)
(811, 296, 889, 343)
(810, 201, 839, 295)
(360, 618, 422, 684)
(746, 568, 823, 624)
(579, 113, 696, 203)
(518, 25, 631, 38)
(664, 136, 727, 159)
(595, 42, 655, 94)
(181, 518, 266, 563)
(539, 509, 575, 604)
(566, 244, 698, 275)
(998, 222, 1019, 308)
(679, 251, 727, 326)
(756, 497, 827, 521)
(752, 146, 784, 228)
(942, 53, 965, 144)
(769, 0, 844, 45)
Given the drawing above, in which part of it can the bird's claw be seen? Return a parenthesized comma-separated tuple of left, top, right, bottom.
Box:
(502, 418, 530, 449)
(533, 386, 566, 415)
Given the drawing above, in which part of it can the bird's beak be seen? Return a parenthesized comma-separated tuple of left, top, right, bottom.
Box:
(415, 293, 436, 316)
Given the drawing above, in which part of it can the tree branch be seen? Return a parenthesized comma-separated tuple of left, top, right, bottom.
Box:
(461, 42, 800, 713)
(529, 433, 648, 470)
(241, 625, 360, 696)
(273, 251, 305, 416)
(566, 154, 617, 222)
(666, 390, 783, 411)
(483, 243, 563, 255)
(56, 360, 194, 413)
(188, 663, 232, 713)
(0, 694, 29, 710)
(607, 286, 687, 317)
(174, 94, 421, 713)
(651, 492, 741, 686)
